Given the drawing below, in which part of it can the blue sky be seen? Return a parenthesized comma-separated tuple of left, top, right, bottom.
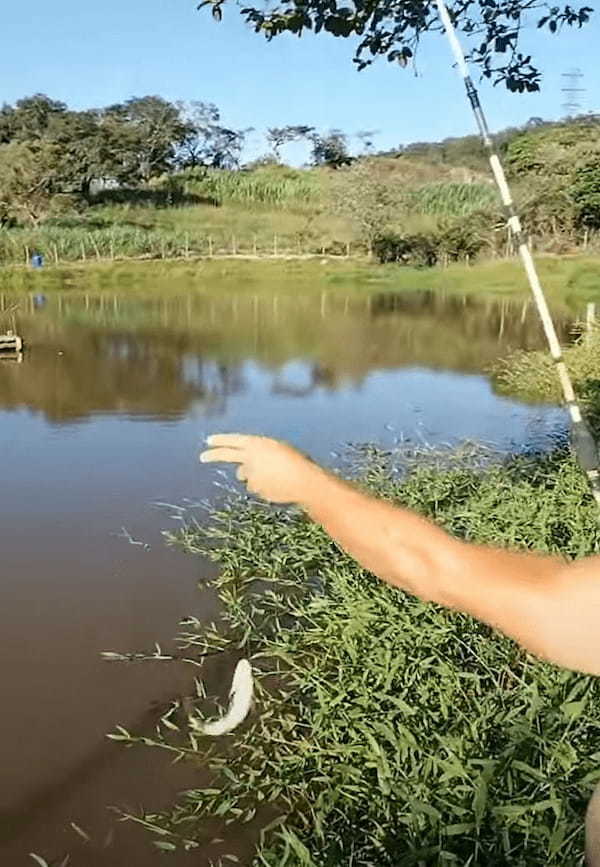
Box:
(1, 0, 598, 162)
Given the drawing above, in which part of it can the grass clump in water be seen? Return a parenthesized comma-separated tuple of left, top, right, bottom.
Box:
(113, 443, 600, 865)
(494, 328, 600, 433)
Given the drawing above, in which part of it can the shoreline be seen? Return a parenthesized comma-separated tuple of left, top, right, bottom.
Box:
(0, 253, 598, 309)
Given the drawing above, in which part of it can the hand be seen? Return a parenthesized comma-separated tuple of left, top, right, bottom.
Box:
(199, 433, 323, 505)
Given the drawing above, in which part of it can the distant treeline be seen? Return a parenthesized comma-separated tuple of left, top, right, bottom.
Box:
(1, 93, 599, 268)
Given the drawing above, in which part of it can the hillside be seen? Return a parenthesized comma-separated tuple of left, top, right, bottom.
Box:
(1, 99, 599, 267)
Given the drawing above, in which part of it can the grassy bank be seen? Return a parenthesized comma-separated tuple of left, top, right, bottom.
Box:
(0, 200, 354, 266)
(1, 255, 599, 309)
(112, 443, 600, 865)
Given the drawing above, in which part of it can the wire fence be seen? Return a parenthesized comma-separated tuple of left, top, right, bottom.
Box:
(0, 228, 358, 266)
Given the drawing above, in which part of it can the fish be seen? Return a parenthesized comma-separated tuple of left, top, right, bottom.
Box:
(189, 659, 253, 736)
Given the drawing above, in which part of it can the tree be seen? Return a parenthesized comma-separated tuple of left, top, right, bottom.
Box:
(505, 120, 600, 177)
(355, 130, 378, 155)
(198, 0, 593, 93)
(0, 141, 64, 225)
(46, 109, 114, 202)
(202, 125, 248, 169)
(571, 164, 600, 230)
(505, 120, 600, 236)
(0, 97, 120, 201)
(329, 159, 400, 245)
(266, 125, 315, 160)
(311, 130, 352, 168)
(0, 94, 67, 143)
(103, 96, 189, 182)
(176, 101, 249, 169)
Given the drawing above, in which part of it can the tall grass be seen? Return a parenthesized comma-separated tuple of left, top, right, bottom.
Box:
(494, 327, 600, 434)
(494, 327, 600, 404)
(0, 164, 595, 268)
(0, 225, 192, 264)
(181, 167, 321, 208)
(407, 182, 499, 218)
(110, 442, 600, 865)
(0, 213, 353, 265)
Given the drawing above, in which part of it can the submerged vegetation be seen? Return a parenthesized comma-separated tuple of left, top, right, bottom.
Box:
(111, 441, 600, 865)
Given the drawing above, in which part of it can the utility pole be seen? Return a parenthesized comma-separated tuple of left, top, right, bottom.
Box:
(561, 68, 586, 118)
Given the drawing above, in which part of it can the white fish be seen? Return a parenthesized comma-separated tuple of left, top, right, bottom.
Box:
(189, 659, 253, 736)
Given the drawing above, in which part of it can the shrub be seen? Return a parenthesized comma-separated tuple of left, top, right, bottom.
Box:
(373, 232, 440, 266)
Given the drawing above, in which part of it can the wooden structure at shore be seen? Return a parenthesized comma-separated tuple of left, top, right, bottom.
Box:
(0, 331, 23, 353)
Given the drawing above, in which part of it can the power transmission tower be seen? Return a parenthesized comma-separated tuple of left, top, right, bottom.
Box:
(561, 68, 586, 118)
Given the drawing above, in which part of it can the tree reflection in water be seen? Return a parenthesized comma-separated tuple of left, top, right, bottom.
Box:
(0, 289, 576, 423)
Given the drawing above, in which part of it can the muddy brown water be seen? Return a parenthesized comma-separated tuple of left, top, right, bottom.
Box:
(0, 288, 572, 865)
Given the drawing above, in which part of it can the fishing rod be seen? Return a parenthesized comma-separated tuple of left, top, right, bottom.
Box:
(434, 0, 600, 508)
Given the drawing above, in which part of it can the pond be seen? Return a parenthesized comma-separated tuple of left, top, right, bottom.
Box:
(0, 285, 573, 865)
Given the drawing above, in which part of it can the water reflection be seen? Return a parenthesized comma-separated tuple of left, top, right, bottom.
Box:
(0, 290, 576, 424)
(0, 287, 573, 866)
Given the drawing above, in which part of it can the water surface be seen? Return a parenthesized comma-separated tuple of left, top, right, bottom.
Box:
(0, 287, 571, 865)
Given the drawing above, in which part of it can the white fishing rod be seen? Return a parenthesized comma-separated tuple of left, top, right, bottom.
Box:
(434, 0, 600, 507)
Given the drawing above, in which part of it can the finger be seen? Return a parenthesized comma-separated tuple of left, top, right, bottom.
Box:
(200, 447, 245, 464)
(236, 466, 247, 482)
(206, 433, 257, 449)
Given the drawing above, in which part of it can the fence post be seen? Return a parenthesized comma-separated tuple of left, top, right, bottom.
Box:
(273, 234, 278, 256)
(80, 239, 86, 261)
(498, 301, 506, 338)
(231, 234, 237, 256)
(25, 245, 30, 265)
(346, 242, 350, 258)
(185, 232, 190, 259)
(253, 234, 257, 257)
(586, 302, 596, 342)
(53, 243, 59, 265)
(208, 235, 213, 257)
(93, 236, 101, 261)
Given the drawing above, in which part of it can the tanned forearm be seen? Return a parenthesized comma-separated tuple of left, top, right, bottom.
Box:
(201, 434, 600, 676)
(299, 466, 566, 664)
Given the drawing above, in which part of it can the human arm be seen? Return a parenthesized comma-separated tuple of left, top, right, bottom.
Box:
(200, 434, 600, 676)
